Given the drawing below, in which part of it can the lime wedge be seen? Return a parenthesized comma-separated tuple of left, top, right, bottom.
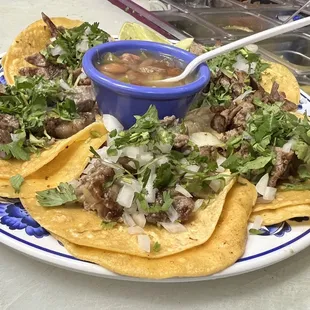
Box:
(119, 22, 172, 45)
(175, 38, 194, 51)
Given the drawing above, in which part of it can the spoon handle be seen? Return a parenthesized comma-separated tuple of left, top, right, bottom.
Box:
(165, 16, 310, 82)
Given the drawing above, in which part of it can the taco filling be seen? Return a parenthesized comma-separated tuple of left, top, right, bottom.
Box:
(35, 106, 232, 243)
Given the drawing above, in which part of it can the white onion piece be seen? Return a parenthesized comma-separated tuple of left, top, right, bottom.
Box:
(193, 199, 204, 212)
(156, 156, 169, 166)
(233, 54, 249, 72)
(84, 27, 92, 35)
(157, 143, 172, 153)
(132, 213, 146, 228)
(128, 226, 145, 235)
(122, 212, 136, 227)
(160, 222, 187, 234)
(252, 215, 263, 230)
(233, 89, 253, 103)
(249, 62, 257, 74)
(180, 158, 188, 165)
(59, 79, 71, 91)
(263, 187, 277, 201)
(96, 146, 122, 163)
(189, 132, 224, 147)
(122, 146, 146, 159)
(282, 139, 294, 153)
(209, 179, 222, 193)
(76, 39, 89, 53)
(145, 168, 157, 203)
(138, 235, 151, 253)
(102, 114, 124, 133)
(10, 133, 20, 142)
(127, 161, 136, 169)
(175, 184, 192, 198)
(116, 185, 135, 208)
(50, 37, 56, 42)
(216, 156, 226, 173)
(137, 152, 154, 166)
(50, 45, 64, 56)
(187, 165, 200, 173)
(246, 44, 258, 53)
(256, 173, 269, 196)
(167, 206, 179, 223)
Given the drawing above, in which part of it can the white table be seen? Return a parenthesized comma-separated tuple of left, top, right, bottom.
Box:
(1, 1, 310, 309)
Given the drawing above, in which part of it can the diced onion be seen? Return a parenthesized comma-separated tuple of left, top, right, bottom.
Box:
(145, 168, 157, 203)
(246, 44, 258, 53)
(282, 139, 294, 153)
(167, 206, 179, 223)
(84, 27, 92, 35)
(175, 184, 192, 198)
(116, 185, 135, 208)
(160, 222, 187, 234)
(76, 39, 89, 53)
(102, 114, 124, 133)
(50, 37, 56, 42)
(127, 161, 136, 169)
(128, 226, 145, 235)
(157, 143, 172, 153)
(59, 79, 71, 91)
(156, 156, 169, 166)
(193, 199, 204, 212)
(256, 173, 269, 196)
(216, 156, 226, 173)
(263, 186, 277, 201)
(122, 146, 147, 160)
(252, 215, 263, 230)
(137, 152, 153, 166)
(187, 165, 200, 173)
(209, 179, 222, 193)
(233, 54, 249, 72)
(132, 213, 146, 228)
(122, 212, 136, 227)
(233, 89, 253, 103)
(96, 146, 122, 163)
(189, 132, 224, 147)
(50, 45, 64, 56)
(138, 235, 150, 253)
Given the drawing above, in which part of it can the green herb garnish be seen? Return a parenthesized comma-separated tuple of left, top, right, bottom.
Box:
(10, 174, 24, 193)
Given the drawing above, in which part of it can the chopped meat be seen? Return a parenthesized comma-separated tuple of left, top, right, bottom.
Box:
(173, 133, 189, 149)
(199, 146, 218, 160)
(0, 129, 12, 144)
(45, 112, 95, 139)
(222, 128, 243, 142)
(145, 211, 169, 224)
(0, 113, 20, 132)
(268, 147, 294, 187)
(75, 160, 123, 221)
(189, 42, 206, 56)
(41, 12, 60, 37)
(78, 78, 91, 86)
(210, 114, 227, 133)
(0, 84, 5, 94)
(19, 65, 64, 80)
(231, 102, 255, 128)
(235, 70, 248, 84)
(67, 85, 96, 112)
(219, 75, 231, 90)
(25, 53, 49, 67)
(172, 196, 194, 223)
(231, 83, 243, 97)
(160, 115, 177, 127)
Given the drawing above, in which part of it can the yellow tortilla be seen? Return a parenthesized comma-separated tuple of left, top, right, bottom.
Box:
(21, 178, 236, 259)
(52, 180, 256, 279)
(3, 17, 82, 85)
(250, 204, 310, 226)
(0, 122, 107, 198)
(260, 61, 300, 105)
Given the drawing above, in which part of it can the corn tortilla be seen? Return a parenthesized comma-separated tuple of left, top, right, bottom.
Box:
(52, 180, 256, 279)
(21, 178, 236, 259)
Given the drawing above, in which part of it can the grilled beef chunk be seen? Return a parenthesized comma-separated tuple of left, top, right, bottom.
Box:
(75, 160, 123, 221)
(172, 196, 194, 223)
(0, 114, 20, 133)
(268, 147, 295, 187)
(19, 65, 64, 80)
(146, 211, 169, 224)
(0, 84, 5, 94)
(67, 85, 96, 112)
(199, 146, 218, 160)
(0, 129, 12, 144)
(25, 53, 49, 67)
(173, 133, 189, 149)
(160, 115, 178, 127)
(45, 112, 95, 139)
(41, 12, 60, 38)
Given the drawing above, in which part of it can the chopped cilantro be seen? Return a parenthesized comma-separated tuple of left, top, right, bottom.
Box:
(101, 221, 117, 230)
(10, 174, 24, 193)
(249, 228, 265, 235)
(153, 241, 161, 252)
(89, 146, 100, 158)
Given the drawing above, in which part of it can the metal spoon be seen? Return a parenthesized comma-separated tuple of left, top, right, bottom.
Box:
(159, 16, 310, 84)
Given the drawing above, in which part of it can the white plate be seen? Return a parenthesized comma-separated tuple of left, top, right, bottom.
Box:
(1, 52, 310, 282)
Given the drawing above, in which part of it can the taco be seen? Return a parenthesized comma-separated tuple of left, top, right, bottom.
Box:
(51, 179, 256, 279)
(20, 106, 238, 258)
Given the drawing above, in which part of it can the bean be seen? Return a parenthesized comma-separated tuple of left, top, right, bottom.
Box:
(99, 63, 128, 74)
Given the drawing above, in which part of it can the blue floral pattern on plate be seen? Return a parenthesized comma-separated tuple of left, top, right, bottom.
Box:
(0, 201, 49, 238)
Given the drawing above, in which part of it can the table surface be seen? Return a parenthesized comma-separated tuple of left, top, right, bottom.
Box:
(1, 1, 310, 309)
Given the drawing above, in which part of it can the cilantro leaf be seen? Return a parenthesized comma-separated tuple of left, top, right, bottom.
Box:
(101, 221, 117, 230)
(153, 241, 161, 252)
(36, 182, 77, 207)
(154, 163, 173, 189)
(240, 156, 272, 174)
(0, 140, 30, 161)
(53, 99, 78, 121)
(10, 174, 24, 193)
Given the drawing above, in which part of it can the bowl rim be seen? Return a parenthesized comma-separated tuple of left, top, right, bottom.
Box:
(82, 40, 210, 98)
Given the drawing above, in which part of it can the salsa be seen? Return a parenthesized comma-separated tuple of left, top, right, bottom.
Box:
(96, 51, 193, 87)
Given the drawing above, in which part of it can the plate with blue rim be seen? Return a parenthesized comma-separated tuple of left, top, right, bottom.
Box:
(1, 51, 310, 282)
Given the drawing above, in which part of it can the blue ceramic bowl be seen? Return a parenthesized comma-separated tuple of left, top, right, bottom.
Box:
(82, 40, 210, 129)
